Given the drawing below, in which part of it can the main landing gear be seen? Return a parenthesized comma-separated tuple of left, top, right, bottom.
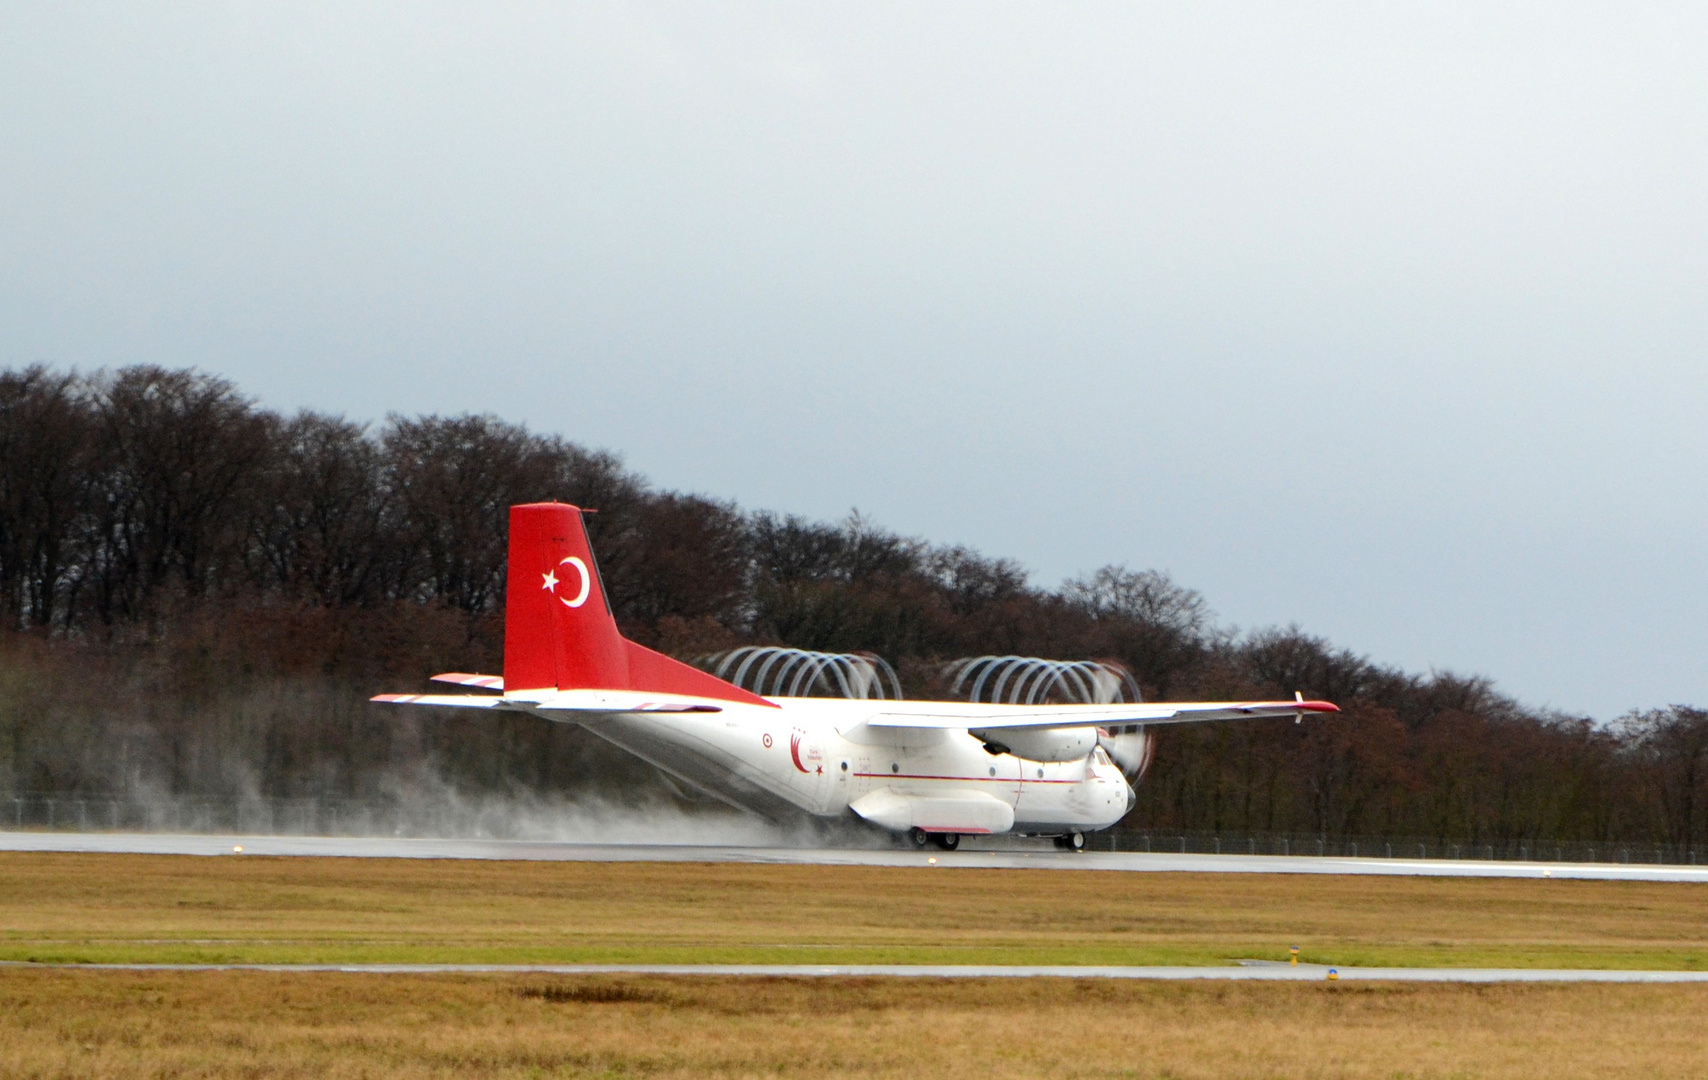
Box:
(1053, 831, 1086, 852)
(908, 828, 961, 851)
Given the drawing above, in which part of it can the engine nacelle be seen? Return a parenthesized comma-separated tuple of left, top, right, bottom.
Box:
(1099, 724, 1155, 781)
(971, 726, 1099, 763)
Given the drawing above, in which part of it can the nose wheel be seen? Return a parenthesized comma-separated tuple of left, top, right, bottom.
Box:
(1054, 831, 1086, 851)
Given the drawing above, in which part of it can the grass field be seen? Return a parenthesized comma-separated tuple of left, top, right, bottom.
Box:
(5, 970, 1708, 1078)
(3, 851, 1707, 969)
(7, 852, 1708, 1077)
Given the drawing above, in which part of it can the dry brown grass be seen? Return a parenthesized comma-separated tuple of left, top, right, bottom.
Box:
(3, 851, 1707, 968)
(3, 969, 1707, 1078)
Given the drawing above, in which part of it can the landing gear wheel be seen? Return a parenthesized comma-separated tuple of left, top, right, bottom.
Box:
(932, 833, 960, 852)
(1054, 831, 1086, 851)
(908, 827, 931, 849)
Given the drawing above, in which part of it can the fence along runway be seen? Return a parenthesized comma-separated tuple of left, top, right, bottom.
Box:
(5, 830, 1708, 882)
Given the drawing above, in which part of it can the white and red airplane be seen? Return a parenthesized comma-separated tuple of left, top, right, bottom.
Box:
(375, 503, 1338, 850)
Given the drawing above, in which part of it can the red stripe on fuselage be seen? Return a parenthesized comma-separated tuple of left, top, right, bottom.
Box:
(852, 772, 1081, 784)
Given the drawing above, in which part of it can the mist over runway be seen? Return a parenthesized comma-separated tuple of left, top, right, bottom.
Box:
(6, 831, 1708, 883)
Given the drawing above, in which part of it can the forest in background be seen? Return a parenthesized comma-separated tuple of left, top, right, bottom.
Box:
(2, 364, 1706, 850)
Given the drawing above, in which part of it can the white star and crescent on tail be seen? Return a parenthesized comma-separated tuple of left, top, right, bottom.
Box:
(544, 556, 591, 608)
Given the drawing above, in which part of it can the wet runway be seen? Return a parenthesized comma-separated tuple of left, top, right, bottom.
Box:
(5, 830, 1708, 881)
(6, 960, 1708, 982)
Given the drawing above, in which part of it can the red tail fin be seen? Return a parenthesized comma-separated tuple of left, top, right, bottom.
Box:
(502, 502, 775, 707)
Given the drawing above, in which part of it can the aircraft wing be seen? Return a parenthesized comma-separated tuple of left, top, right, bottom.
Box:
(866, 698, 1338, 731)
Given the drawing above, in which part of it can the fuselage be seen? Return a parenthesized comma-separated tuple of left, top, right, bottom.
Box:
(549, 696, 1136, 835)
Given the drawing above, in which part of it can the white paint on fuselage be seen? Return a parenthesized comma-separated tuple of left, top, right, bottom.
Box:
(559, 697, 1134, 835)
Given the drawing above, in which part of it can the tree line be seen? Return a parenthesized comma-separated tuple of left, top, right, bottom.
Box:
(1, 364, 1705, 850)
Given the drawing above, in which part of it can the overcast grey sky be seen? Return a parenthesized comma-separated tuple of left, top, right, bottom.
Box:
(2, 3, 1705, 718)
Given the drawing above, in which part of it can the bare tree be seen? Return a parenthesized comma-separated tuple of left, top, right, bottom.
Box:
(379, 415, 648, 615)
(601, 494, 748, 629)
(0, 367, 92, 628)
(1619, 706, 1708, 851)
(78, 367, 273, 624)
(1064, 566, 1212, 697)
(249, 412, 389, 605)
(382, 415, 562, 612)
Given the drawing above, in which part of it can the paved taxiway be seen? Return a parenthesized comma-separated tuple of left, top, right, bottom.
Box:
(6, 960, 1708, 983)
(5, 830, 1708, 881)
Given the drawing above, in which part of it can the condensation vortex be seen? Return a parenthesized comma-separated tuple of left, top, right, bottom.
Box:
(944, 655, 1141, 706)
(700, 646, 905, 700)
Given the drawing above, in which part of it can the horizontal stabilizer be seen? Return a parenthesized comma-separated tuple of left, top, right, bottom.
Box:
(866, 699, 1339, 732)
(431, 672, 504, 690)
(370, 693, 510, 708)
